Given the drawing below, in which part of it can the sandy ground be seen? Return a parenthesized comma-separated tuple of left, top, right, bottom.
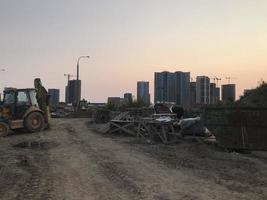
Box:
(0, 118, 267, 200)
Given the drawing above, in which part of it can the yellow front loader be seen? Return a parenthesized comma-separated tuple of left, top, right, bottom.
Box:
(0, 79, 50, 136)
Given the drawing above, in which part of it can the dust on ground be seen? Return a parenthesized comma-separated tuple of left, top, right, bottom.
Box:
(0, 118, 266, 200)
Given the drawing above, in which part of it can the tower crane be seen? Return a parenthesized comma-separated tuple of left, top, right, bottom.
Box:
(213, 77, 222, 86)
(225, 77, 236, 84)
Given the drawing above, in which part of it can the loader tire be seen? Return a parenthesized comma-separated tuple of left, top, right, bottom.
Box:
(0, 122, 9, 137)
(25, 112, 45, 133)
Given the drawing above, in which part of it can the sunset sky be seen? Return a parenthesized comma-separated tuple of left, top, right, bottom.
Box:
(0, 0, 267, 102)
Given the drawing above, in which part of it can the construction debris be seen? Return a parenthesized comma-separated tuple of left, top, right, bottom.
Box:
(109, 112, 181, 144)
(179, 117, 210, 137)
(94, 108, 111, 124)
(99, 105, 211, 145)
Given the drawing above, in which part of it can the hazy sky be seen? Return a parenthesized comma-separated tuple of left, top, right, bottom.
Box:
(0, 0, 267, 102)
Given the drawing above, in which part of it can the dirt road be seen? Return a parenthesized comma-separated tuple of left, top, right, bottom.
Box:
(0, 118, 267, 200)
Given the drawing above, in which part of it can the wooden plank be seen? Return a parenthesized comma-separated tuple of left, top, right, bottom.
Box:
(161, 126, 168, 144)
(151, 125, 166, 144)
(109, 121, 137, 136)
(109, 122, 135, 134)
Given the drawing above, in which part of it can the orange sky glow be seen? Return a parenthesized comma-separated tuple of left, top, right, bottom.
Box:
(0, 0, 266, 102)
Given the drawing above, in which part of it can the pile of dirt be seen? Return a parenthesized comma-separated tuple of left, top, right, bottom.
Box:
(237, 82, 267, 105)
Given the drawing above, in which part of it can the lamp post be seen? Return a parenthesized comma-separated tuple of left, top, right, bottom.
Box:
(76, 56, 89, 108)
(77, 56, 90, 81)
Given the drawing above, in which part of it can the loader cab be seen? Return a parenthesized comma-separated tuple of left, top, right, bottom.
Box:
(3, 88, 39, 119)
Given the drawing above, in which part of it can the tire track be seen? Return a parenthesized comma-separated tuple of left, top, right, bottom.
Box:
(14, 150, 55, 200)
(65, 125, 144, 200)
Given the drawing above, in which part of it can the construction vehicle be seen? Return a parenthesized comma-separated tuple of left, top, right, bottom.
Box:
(0, 78, 51, 136)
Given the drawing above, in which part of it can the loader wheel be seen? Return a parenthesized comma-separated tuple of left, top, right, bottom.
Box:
(0, 122, 9, 137)
(25, 112, 45, 133)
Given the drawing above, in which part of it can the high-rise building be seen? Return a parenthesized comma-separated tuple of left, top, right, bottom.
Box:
(65, 85, 69, 103)
(65, 80, 81, 106)
(210, 83, 221, 104)
(137, 81, 150, 105)
(124, 93, 133, 104)
(190, 82, 196, 106)
(154, 72, 166, 103)
(196, 76, 210, 104)
(154, 71, 190, 106)
(222, 84, 236, 102)
(167, 73, 176, 103)
(174, 71, 190, 106)
(48, 89, 60, 107)
(210, 83, 216, 104)
(154, 71, 175, 103)
(214, 87, 220, 103)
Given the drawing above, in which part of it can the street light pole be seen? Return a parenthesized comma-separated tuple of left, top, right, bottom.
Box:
(77, 56, 90, 81)
(76, 56, 89, 108)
